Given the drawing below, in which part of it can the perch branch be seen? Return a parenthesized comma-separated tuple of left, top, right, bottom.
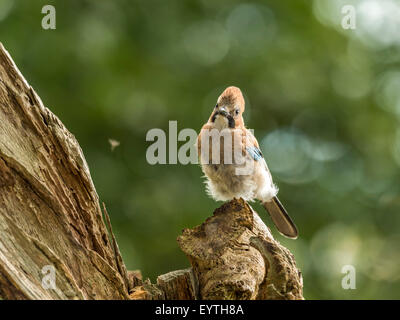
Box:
(131, 199, 303, 300)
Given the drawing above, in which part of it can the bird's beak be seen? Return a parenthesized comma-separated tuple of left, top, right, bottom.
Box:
(219, 106, 227, 114)
(212, 109, 228, 121)
(217, 110, 228, 117)
(211, 107, 235, 128)
(214, 106, 228, 118)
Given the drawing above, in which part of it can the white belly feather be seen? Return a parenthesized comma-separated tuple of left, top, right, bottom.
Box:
(199, 115, 278, 202)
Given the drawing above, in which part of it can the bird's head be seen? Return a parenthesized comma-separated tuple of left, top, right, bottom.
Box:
(209, 86, 245, 129)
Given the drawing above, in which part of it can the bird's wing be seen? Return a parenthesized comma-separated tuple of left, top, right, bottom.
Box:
(245, 129, 274, 180)
(245, 145, 263, 161)
(245, 129, 262, 160)
(245, 130, 298, 239)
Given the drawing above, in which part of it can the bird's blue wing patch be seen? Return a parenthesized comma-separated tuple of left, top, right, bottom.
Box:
(246, 146, 264, 161)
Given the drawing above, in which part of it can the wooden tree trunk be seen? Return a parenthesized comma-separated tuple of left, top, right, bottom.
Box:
(0, 43, 303, 300)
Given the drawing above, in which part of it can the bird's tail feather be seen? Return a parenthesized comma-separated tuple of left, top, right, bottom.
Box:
(262, 197, 298, 239)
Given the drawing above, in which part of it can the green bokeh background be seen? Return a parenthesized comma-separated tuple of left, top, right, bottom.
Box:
(1, 0, 399, 299)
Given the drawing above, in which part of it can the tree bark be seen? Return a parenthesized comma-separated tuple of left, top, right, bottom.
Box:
(0, 42, 130, 299)
(176, 198, 303, 300)
(0, 43, 303, 300)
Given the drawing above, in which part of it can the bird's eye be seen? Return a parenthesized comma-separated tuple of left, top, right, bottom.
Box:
(235, 109, 240, 115)
(215, 103, 218, 109)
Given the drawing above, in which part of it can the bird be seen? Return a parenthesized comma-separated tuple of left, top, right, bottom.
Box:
(197, 86, 298, 239)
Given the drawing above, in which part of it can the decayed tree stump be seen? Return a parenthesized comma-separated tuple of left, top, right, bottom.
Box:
(0, 42, 303, 300)
(177, 199, 303, 300)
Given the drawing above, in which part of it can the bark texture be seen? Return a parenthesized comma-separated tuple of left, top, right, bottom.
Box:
(0, 42, 303, 300)
(0, 43, 130, 299)
(177, 199, 303, 300)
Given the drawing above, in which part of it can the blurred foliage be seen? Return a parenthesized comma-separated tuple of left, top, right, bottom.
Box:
(1, 0, 400, 299)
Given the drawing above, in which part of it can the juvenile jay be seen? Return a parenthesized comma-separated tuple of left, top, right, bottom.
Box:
(197, 86, 298, 239)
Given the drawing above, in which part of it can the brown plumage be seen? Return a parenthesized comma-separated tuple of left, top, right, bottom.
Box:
(197, 86, 298, 239)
